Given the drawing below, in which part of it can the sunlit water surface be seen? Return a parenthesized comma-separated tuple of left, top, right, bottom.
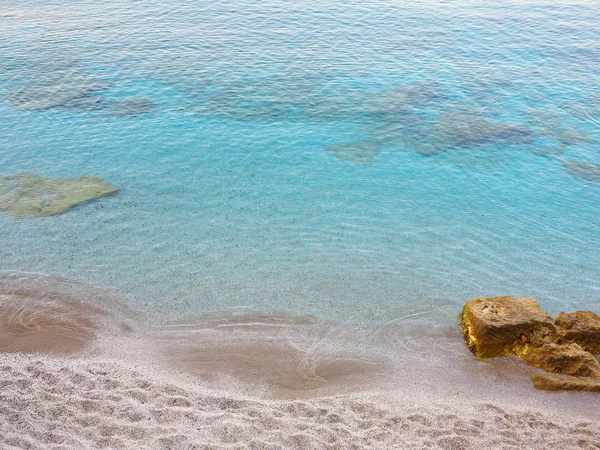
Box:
(1, 0, 599, 327)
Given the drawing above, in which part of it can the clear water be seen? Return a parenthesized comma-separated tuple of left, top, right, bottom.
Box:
(1, 0, 599, 323)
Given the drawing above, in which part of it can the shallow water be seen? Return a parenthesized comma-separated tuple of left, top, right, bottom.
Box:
(1, 0, 599, 327)
(4, 271, 600, 421)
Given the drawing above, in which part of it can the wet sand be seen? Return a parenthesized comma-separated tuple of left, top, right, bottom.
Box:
(1, 272, 599, 449)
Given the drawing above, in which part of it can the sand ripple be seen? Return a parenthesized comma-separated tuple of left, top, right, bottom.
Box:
(1, 355, 599, 450)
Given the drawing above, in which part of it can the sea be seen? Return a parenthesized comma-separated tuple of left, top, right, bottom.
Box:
(1, 0, 599, 327)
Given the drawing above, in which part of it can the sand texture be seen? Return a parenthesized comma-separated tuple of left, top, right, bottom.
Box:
(2, 354, 600, 450)
(1, 273, 599, 449)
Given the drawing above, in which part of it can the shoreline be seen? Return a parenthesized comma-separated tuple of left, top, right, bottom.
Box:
(1, 272, 600, 448)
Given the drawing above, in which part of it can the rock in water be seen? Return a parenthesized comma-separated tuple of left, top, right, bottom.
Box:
(556, 310, 600, 355)
(516, 341, 600, 378)
(325, 140, 379, 165)
(6, 70, 112, 112)
(461, 296, 600, 391)
(531, 374, 600, 392)
(558, 128, 597, 145)
(460, 296, 555, 359)
(424, 112, 535, 152)
(530, 145, 565, 157)
(563, 160, 600, 183)
(0, 172, 120, 218)
(110, 97, 155, 117)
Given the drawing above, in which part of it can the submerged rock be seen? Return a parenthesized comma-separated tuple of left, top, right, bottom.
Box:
(0, 172, 119, 218)
(563, 94, 600, 122)
(525, 109, 597, 147)
(563, 160, 600, 183)
(360, 84, 444, 118)
(530, 145, 565, 157)
(436, 113, 535, 149)
(110, 97, 155, 117)
(6, 70, 112, 112)
(388, 112, 536, 157)
(557, 128, 597, 146)
(414, 143, 441, 157)
(193, 80, 443, 124)
(460, 296, 555, 359)
(556, 310, 600, 355)
(531, 374, 600, 392)
(325, 140, 379, 165)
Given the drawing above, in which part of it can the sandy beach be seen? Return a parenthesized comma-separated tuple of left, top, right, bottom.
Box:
(2, 352, 600, 449)
(1, 273, 599, 449)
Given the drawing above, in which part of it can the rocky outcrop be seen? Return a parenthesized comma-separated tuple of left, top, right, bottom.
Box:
(531, 374, 600, 392)
(517, 342, 600, 378)
(460, 296, 555, 359)
(0, 172, 120, 218)
(461, 296, 600, 392)
(556, 310, 600, 355)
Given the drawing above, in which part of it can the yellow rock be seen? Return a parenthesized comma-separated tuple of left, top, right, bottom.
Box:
(516, 341, 600, 378)
(531, 374, 600, 392)
(460, 296, 555, 359)
(0, 172, 119, 218)
(556, 310, 600, 355)
(461, 297, 600, 388)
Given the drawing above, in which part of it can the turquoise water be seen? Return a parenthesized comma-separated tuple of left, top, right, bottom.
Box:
(1, 0, 599, 323)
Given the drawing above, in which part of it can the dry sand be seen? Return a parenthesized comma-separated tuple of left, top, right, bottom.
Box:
(1, 272, 599, 449)
(3, 353, 600, 450)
